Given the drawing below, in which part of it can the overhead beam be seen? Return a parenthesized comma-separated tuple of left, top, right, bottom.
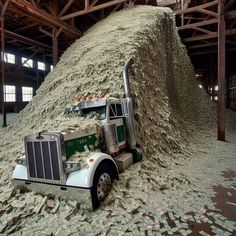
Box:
(85, 0, 89, 10)
(112, 2, 122, 13)
(14, 23, 38, 33)
(0, 28, 52, 51)
(175, 0, 218, 15)
(39, 26, 52, 37)
(59, 0, 74, 17)
(183, 29, 236, 42)
(51, 0, 58, 16)
(30, 0, 36, 6)
(188, 42, 218, 49)
(1, 0, 9, 17)
(192, 26, 212, 34)
(197, 8, 218, 18)
(0, 1, 9, 128)
(178, 18, 218, 30)
(10, 0, 82, 38)
(61, 0, 128, 21)
(90, 0, 98, 8)
(190, 47, 236, 55)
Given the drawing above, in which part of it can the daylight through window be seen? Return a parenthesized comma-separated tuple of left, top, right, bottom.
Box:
(22, 87, 33, 102)
(4, 85, 16, 102)
(22, 57, 33, 68)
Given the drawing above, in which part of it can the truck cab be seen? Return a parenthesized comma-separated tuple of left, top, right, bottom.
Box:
(76, 97, 127, 155)
(12, 58, 141, 209)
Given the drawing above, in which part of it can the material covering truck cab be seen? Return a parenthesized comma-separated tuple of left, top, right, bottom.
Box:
(12, 58, 142, 209)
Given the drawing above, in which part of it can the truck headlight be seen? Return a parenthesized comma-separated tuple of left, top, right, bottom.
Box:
(64, 161, 80, 172)
(65, 163, 71, 169)
(72, 163, 79, 169)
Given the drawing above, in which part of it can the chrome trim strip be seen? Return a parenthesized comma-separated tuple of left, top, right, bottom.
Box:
(40, 141, 45, 179)
(48, 141, 54, 180)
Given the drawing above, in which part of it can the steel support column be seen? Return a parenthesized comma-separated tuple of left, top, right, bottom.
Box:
(52, 28, 58, 67)
(1, 16, 7, 127)
(217, 0, 226, 141)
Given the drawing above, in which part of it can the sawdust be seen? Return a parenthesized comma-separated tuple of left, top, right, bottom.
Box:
(0, 5, 221, 235)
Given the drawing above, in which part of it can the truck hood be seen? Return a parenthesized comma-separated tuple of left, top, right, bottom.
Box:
(54, 115, 103, 160)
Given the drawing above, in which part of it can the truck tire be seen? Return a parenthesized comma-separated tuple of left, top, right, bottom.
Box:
(91, 163, 115, 209)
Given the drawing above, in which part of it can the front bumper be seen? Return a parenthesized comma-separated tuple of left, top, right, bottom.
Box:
(12, 179, 92, 209)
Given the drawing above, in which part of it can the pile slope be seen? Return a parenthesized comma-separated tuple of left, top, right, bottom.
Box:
(0, 5, 214, 235)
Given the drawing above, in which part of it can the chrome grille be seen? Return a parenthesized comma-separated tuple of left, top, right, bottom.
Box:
(25, 133, 65, 184)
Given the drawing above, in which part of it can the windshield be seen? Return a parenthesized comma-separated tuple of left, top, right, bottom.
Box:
(81, 106, 106, 120)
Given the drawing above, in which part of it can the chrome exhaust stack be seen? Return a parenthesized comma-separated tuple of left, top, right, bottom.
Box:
(123, 58, 137, 150)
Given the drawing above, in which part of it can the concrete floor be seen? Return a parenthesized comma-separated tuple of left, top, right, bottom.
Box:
(0, 112, 235, 235)
(153, 111, 236, 236)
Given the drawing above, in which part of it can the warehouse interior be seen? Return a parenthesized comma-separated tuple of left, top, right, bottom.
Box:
(0, 0, 235, 235)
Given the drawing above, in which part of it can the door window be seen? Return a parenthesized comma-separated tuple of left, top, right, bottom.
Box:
(109, 103, 123, 118)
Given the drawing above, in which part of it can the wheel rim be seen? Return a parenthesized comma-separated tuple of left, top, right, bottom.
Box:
(97, 173, 112, 201)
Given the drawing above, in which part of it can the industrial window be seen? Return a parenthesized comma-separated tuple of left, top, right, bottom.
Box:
(38, 61, 45, 71)
(3, 53, 15, 64)
(22, 87, 33, 102)
(214, 85, 219, 91)
(4, 85, 16, 102)
(50, 65, 54, 71)
(22, 57, 33, 68)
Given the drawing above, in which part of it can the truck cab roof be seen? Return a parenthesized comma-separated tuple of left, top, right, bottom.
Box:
(79, 97, 121, 110)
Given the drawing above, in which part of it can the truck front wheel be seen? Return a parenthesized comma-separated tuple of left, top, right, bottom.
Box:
(91, 163, 115, 209)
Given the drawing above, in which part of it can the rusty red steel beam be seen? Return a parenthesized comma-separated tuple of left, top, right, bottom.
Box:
(178, 18, 218, 30)
(85, 0, 89, 10)
(1, 16, 7, 127)
(60, 0, 129, 21)
(52, 27, 59, 66)
(217, 0, 226, 141)
(90, 0, 98, 8)
(1, 0, 10, 17)
(197, 8, 218, 18)
(183, 29, 236, 42)
(51, 0, 58, 16)
(39, 26, 53, 37)
(14, 23, 38, 33)
(9, 0, 82, 38)
(192, 26, 212, 34)
(188, 42, 218, 49)
(0, 28, 52, 51)
(59, 0, 74, 17)
(190, 47, 236, 55)
(175, 0, 218, 15)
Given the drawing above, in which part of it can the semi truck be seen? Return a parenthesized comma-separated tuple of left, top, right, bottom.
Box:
(12, 58, 141, 209)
